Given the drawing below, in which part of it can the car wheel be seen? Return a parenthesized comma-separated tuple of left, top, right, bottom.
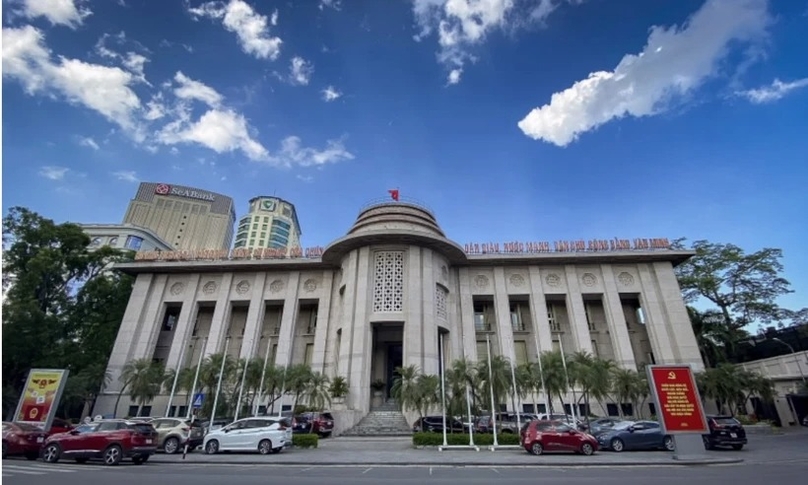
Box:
(163, 437, 180, 454)
(702, 436, 715, 450)
(731, 444, 744, 451)
(205, 440, 219, 454)
(580, 443, 594, 456)
(530, 442, 543, 455)
(75, 458, 89, 464)
(43, 443, 61, 463)
(25, 451, 39, 460)
(103, 445, 122, 466)
(663, 436, 675, 452)
(610, 438, 624, 452)
(258, 439, 272, 455)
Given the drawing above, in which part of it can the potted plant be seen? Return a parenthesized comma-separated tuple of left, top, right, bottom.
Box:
(329, 376, 349, 405)
(370, 379, 386, 408)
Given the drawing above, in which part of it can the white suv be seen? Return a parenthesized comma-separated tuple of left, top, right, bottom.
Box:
(203, 417, 291, 455)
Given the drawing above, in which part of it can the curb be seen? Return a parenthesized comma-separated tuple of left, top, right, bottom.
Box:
(150, 458, 744, 467)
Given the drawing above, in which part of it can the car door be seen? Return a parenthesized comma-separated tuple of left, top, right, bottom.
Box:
(552, 422, 579, 452)
(219, 420, 247, 450)
(639, 422, 663, 448)
(242, 419, 272, 450)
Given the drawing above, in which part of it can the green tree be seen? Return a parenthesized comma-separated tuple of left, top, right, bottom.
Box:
(673, 239, 792, 330)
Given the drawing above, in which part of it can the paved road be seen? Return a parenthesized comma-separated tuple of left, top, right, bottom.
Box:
(3, 462, 808, 485)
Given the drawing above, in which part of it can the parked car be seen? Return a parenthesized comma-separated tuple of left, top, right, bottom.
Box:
(41, 419, 158, 465)
(198, 417, 234, 434)
(702, 415, 747, 450)
(520, 419, 599, 455)
(48, 418, 74, 435)
(2, 422, 49, 460)
(150, 417, 205, 453)
(294, 412, 335, 437)
(412, 416, 466, 433)
(586, 417, 624, 435)
(203, 417, 291, 455)
(537, 413, 585, 430)
(596, 420, 675, 452)
(476, 412, 537, 434)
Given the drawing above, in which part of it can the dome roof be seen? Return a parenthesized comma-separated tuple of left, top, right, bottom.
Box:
(321, 200, 467, 265)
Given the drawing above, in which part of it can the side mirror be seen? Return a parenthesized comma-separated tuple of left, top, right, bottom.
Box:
(628, 426, 636, 433)
(69, 430, 80, 435)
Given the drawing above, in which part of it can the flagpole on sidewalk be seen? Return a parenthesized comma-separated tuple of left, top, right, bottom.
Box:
(186, 337, 207, 420)
(439, 333, 448, 448)
(165, 339, 188, 417)
(208, 337, 230, 436)
(486, 334, 498, 448)
(532, 330, 550, 415)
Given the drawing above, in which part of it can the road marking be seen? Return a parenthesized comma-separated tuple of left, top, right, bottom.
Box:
(8, 463, 76, 473)
(429, 467, 433, 475)
(491, 468, 500, 474)
(0, 468, 45, 475)
(361, 467, 373, 474)
(298, 467, 312, 472)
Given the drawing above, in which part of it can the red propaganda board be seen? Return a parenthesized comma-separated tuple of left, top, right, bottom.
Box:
(646, 365, 708, 434)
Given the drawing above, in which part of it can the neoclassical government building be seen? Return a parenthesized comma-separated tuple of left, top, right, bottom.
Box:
(95, 200, 703, 428)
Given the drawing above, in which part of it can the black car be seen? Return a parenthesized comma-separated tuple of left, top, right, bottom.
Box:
(293, 412, 335, 437)
(703, 415, 747, 450)
(413, 416, 465, 433)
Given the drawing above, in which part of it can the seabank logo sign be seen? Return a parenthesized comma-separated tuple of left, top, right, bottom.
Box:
(154, 184, 216, 202)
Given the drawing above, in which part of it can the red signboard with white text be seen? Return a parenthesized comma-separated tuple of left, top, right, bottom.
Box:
(646, 365, 708, 434)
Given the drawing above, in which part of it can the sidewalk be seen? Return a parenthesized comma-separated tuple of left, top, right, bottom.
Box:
(150, 437, 743, 467)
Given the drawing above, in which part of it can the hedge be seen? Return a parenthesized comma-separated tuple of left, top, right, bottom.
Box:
(412, 432, 520, 447)
(292, 434, 319, 448)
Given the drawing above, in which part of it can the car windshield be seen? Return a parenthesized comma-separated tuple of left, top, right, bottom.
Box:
(74, 424, 98, 433)
(712, 417, 740, 426)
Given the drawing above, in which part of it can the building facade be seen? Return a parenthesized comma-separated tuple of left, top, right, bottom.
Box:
(122, 182, 236, 251)
(233, 196, 302, 253)
(80, 223, 174, 252)
(95, 201, 703, 429)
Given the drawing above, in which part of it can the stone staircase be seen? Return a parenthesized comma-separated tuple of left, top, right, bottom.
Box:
(341, 399, 412, 436)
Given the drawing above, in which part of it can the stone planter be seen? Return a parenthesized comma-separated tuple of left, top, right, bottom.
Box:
(371, 391, 384, 408)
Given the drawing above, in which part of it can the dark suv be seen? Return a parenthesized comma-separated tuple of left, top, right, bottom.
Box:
(413, 416, 466, 433)
(702, 415, 747, 450)
(293, 412, 334, 437)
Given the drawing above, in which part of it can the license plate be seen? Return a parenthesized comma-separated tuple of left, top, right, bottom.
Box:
(146, 439, 153, 444)
(730, 433, 737, 438)
(37, 437, 44, 443)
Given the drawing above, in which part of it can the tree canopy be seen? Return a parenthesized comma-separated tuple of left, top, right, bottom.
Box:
(2, 207, 134, 419)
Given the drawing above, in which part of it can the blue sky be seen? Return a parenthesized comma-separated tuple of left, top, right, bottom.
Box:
(2, 0, 807, 313)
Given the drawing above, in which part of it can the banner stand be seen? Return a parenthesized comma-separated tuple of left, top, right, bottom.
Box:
(671, 434, 712, 461)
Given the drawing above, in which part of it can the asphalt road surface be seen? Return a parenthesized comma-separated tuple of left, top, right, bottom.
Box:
(3, 461, 808, 485)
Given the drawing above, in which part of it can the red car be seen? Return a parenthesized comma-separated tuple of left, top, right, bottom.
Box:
(520, 419, 599, 456)
(2, 422, 49, 460)
(41, 419, 158, 466)
(48, 418, 74, 435)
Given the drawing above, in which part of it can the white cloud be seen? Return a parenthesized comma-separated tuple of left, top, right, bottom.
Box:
(188, 0, 282, 60)
(93, 32, 151, 85)
(78, 136, 99, 150)
(271, 136, 354, 167)
(172, 71, 223, 107)
(39, 165, 69, 180)
(157, 108, 269, 161)
(517, 0, 772, 147)
(737, 77, 808, 104)
(412, 0, 578, 84)
(321, 85, 341, 102)
(289, 57, 314, 85)
(296, 174, 314, 183)
(20, 0, 92, 29)
(319, 0, 341, 11)
(112, 170, 139, 182)
(2, 26, 145, 139)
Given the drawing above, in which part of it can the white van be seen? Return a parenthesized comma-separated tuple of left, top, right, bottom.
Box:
(203, 417, 291, 455)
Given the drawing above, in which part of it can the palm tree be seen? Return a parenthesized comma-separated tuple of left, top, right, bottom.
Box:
(198, 353, 237, 418)
(610, 368, 646, 418)
(476, 355, 512, 413)
(412, 374, 441, 428)
(391, 364, 420, 415)
(259, 365, 286, 414)
(286, 364, 314, 410)
(120, 359, 167, 417)
(587, 359, 615, 416)
(304, 372, 332, 411)
(540, 351, 568, 413)
(114, 358, 156, 417)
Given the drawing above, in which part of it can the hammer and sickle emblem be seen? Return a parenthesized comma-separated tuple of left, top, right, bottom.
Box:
(29, 408, 39, 419)
(667, 371, 677, 379)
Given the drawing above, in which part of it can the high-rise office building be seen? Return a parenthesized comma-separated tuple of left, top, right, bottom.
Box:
(122, 182, 236, 251)
(233, 196, 301, 253)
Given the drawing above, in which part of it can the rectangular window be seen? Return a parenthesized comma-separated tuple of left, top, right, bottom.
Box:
(591, 340, 599, 357)
(473, 301, 492, 332)
(262, 224, 268, 230)
(476, 341, 489, 363)
(162, 306, 181, 332)
(514, 341, 528, 365)
(636, 307, 646, 325)
(304, 344, 314, 366)
(260, 232, 266, 239)
(552, 339, 561, 353)
(308, 307, 318, 334)
(584, 303, 596, 331)
(547, 304, 560, 332)
(510, 303, 525, 332)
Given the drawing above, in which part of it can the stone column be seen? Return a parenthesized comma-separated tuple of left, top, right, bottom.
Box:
(337, 251, 358, 380)
(421, 248, 439, 375)
(105, 274, 155, 393)
(347, 247, 371, 412)
(311, 270, 335, 374)
(132, 274, 168, 359)
(165, 274, 202, 372)
(204, 273, 234, 356)
(563, 265, 593, 353)
(652, 262, 705, 370)
(600, 265, 637, 370)
(492, 268, 515, 361)
(239, 273, 268, 360)
(404, 246, 424, 370)
(527, 267, 554, 354)
(636, 264, 677, 364)
(457, 268, 478, 362)
(446, 271, 463, 363)
(274, 272, 301, 367)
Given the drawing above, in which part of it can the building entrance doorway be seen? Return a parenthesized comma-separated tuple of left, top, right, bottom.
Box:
(370, 323, 403, 402)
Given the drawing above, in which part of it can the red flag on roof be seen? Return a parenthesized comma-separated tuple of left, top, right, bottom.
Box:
(388, 189, 399, 201)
